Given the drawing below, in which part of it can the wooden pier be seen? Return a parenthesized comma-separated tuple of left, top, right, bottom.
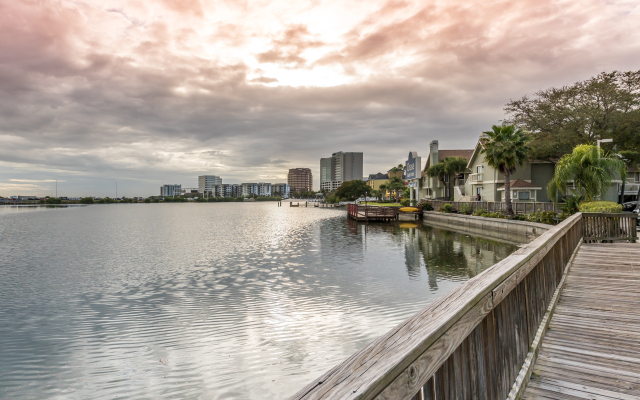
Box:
(347, 204, 398, 222)
(523, 242, 640, 399)
(288, 212, 638, 400)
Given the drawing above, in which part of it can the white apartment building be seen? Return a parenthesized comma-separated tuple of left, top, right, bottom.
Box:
(160, 184, 181, 197)
(272, 183, 290, 198)
(241, 182, 272, 197)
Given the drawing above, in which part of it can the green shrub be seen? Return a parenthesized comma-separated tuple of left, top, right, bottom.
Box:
(486, 211, 508, 219)
(440, 203, 455, 213)
(525, 211, 558, 224)
(459, 203, 473, 215)
(539, 211, 558, 224)
(579, 201, 622, 213)
(422, 203, 434, 211)
(80, 197, 94, 204)
(400, 199, 410, 206)
(473, 208, 487, 216)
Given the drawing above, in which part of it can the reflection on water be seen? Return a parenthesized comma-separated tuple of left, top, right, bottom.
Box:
(0, 204, 516, 399)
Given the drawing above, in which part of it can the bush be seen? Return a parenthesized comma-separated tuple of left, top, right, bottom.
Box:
(526, 211, 559, 224)
(400, 199, 410, 206)
(440, 203, 455, 213)
(80, 197, 94, 204)
(579, 201, 622, 213)
(459, 203, 473, 215)
(473, 208, 487, 216)
(422, 203, 433, 211)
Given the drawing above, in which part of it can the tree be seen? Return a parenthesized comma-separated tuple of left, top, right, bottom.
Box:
(379, 183, 388, 200)
(618, 150, 640, 203)
(386, 176, 406, 202)
(80, 197, 94, 204)
(548, 144, 625, 202)
(505, 70, 640, 161)
(334, 180, 372, 201)
(481, 124, 532, 215)
(426, 157, 468, 192)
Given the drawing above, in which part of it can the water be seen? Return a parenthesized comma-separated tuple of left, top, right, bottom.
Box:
(0, 203, 517, 399)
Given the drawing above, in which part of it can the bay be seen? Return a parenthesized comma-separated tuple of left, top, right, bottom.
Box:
(0, 203, 516, 399)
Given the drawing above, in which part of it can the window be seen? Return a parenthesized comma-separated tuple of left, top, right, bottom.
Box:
(636, 172, 640, 183)
(477, 166, 483, 174)
(518, 191, 530, 200)
(444, 175, 449, 183)
(476, 187, 482, 195)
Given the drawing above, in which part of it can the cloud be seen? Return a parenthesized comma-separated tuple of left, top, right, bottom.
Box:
(0, 0, 638, 196)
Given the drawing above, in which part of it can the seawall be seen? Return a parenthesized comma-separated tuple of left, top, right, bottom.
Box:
(423, 211, 550, 244)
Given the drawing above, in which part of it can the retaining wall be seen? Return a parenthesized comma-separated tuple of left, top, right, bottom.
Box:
(423, 211, 550, 244)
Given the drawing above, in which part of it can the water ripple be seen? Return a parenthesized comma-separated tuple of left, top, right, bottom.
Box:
(0, 203, 515, 399)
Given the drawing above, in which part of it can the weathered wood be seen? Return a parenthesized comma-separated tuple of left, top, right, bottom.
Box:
(523, 242, 640, 399)
(288, 213, 584, 400)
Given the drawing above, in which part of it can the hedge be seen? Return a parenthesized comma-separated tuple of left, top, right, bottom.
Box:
(579, 201, 622, 213)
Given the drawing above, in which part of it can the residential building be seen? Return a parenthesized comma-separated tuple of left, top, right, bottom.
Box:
(419, 140, 474, 200)
(198, 175, 222, 194)
(211, 184, 242, 198)
(272, 183, 290, 198)
(288, 168, 313, 193)
(160, 184, 181, 197)
(421, 135, 640, 204)
(320, 151, 363, 191)
(463, 134, 556, 202)
(367, 172, 389, 191)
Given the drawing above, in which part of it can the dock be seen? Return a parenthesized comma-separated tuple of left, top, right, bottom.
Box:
(523, 242, 640, 399)
(347, 204, 398, 222)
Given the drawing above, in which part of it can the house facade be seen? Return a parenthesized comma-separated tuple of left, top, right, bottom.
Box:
(418, 140, 473, 201)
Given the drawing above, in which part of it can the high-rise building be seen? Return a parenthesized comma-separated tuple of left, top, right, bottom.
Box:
(160, 184, 181, 197)
(288, 168, 313, 193)
(198, 175, 222, 194)
(320, 152, 363, 191)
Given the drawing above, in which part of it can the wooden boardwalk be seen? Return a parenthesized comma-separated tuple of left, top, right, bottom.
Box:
(524, 242, 640, 399)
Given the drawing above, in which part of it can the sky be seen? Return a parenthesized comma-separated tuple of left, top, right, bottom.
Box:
(1, 0, 639, 197)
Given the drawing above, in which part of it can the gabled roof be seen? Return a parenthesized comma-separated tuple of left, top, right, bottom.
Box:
(497, 179, 542, 190)
(368, 172, 389, 180)
(422, 149, 474, 174)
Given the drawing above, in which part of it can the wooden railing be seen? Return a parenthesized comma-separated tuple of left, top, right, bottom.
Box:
(424, 200, 558, 214)
(288, 213, 584, 400)
(582, 212, 637, 242)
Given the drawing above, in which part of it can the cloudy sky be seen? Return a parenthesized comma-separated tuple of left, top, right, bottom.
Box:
(1, 0, 639, 197)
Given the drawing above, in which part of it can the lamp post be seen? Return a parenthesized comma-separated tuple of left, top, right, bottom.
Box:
(597, 138, 613, 153)
(113, 180, 117, 202)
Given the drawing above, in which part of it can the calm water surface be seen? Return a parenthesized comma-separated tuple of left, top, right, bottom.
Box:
(0, 203, 517, 399)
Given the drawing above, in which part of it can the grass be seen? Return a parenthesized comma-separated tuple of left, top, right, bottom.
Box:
(362, 202, 404, 207)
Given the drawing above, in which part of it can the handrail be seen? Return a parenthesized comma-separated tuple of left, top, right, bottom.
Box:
(582, 212, 637, 242)
(289, 213, 583, 400)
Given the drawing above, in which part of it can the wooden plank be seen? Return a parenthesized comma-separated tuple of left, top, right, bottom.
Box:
(289, 214, 583, 400)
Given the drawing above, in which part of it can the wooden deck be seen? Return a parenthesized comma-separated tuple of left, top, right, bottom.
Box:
(524, 242, 640, 399)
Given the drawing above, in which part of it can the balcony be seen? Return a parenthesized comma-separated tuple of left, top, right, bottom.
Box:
(469, 173, 483, 183)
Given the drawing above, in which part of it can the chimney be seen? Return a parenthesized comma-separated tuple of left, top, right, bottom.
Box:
(430, 140, 439, 166)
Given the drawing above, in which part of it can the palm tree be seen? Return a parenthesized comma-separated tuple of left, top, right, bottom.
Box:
(379, 184, 388, 201)
(426, 157, 468, 197)
(548, 144, 625, 202)
(481, 124, 532, 215)
(387, 176, 406, 202)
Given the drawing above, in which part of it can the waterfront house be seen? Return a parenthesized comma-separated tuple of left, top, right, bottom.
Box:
(418, 140, 473, 201)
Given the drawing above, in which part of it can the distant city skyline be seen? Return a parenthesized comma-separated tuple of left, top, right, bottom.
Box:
(1, 1, 639, 196)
